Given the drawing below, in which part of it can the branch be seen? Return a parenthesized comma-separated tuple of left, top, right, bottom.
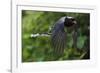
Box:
(30, 33, 51, 38)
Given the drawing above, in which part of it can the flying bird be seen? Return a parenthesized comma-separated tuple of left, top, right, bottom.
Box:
(51, 16, 77, 57)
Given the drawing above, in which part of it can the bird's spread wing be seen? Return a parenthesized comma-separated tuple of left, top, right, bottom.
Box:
(51, 29, 67, 56)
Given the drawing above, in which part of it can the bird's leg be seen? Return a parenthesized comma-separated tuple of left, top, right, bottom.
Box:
(72, 23, 79, 52)
(72, 30, 77, 49)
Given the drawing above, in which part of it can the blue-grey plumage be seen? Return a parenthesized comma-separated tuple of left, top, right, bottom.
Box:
(51, 16, 77, 57)
(51, 17, 67, 56)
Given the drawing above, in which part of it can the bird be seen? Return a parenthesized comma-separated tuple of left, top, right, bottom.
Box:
(51, 16, 77, 57)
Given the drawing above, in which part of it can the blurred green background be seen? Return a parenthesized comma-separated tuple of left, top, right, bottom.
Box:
(22, 10, 90, 62)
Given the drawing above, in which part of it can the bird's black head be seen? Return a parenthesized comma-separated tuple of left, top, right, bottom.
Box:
(64, 16, 77, 27)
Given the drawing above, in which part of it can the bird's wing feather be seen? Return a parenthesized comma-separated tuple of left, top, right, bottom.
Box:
(51, 29, 66, 56)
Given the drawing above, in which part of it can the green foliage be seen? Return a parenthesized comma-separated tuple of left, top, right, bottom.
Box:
(22, 10, 90, 62)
